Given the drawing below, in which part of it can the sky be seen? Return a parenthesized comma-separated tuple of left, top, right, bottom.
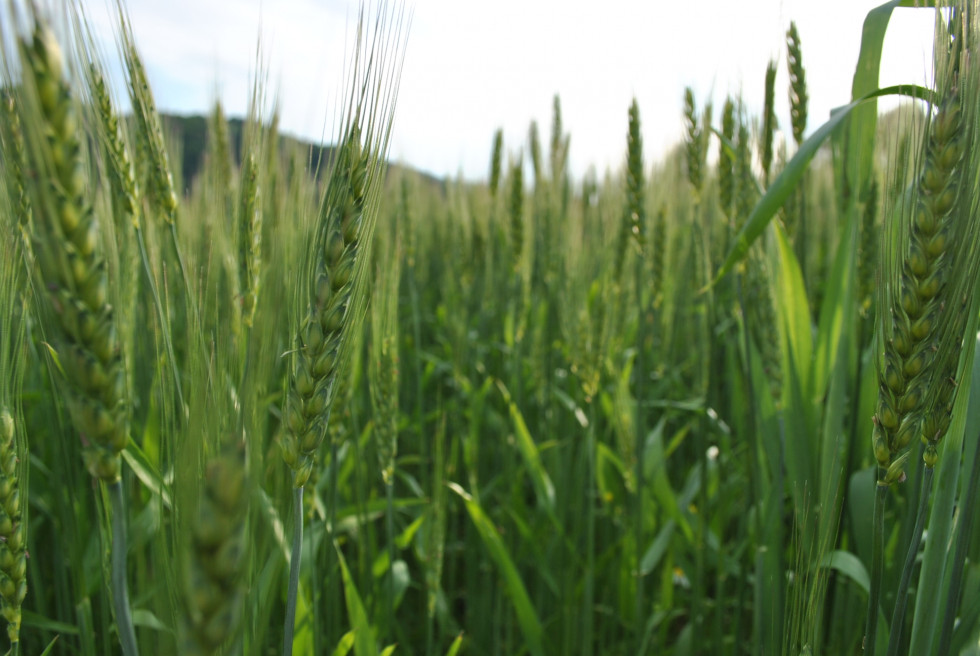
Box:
(79, 0, 938, 182)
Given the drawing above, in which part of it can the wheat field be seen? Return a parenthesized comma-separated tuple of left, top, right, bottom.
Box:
(1, 2, 980, 655)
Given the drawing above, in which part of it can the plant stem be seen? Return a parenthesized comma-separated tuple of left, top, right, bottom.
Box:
(135, 228, 184, 411)
(283, 486, 304, 656)
(937, 427, 980, 655)
(865, 480, 887, 656)
(385, 478, 396, 642)
(886, 460, 933, 656)
(633, 239, 646, 654)
(583, 404, 596, 656)
(109, 480, 138, 656)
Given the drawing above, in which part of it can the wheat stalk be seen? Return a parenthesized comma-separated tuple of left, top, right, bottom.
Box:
(6, 12, 139, 654)
(0, 186, 27, 651)
(761, 59, 777, 186)
(489, 128, 504, 199)
(786, 21, 808, 149)
(280, 128, 371, 488)
(18, 19, 129, 484)
(873, 43, 968, 480)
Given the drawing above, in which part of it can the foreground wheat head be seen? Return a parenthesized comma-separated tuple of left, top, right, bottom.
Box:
(0, 411, 25, 647)
(12, 17, 129, 483)
(873, 9, 980, 483)
(280, 6, 405, 490)
(280, 128, 370, 488)
(0, 205, 27, 647)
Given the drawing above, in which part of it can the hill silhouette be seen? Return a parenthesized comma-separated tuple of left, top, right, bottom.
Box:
(161, 112, 444, 193)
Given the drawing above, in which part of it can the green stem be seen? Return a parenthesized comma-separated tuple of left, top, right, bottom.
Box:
(283, 486, 304, 656)
(135, 228, 184, 411)
(865, 480, 888, 656)
(633, 242, 646, 654)
(328, 439, 341, 642)
(886, 461, 933, 656)
(937, 427, 980, 655)
(109, 480, 138, 656)
(385, 478, 396, 642)
(735, 271, 766, 650)
(583, 406, 596, 656)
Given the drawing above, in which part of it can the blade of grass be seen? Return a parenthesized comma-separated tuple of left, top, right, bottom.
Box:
(908, 329, 980, 652)
(496, 381, 556, 513)
(336, 543, 378, 656)
(448, 482, 545, 656)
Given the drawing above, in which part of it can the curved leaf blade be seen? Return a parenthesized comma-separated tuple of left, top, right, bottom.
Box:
(713, 84, 933, 285)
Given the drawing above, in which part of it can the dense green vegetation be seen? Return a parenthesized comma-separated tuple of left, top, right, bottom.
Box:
(2, 2, 980, 656)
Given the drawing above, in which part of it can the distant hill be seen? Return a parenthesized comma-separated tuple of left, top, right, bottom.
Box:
(160, 112, 445, 193)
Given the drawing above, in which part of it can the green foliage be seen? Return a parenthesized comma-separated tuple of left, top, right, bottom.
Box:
(2, 2, 980, 656)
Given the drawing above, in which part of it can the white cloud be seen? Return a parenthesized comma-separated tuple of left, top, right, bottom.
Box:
(80, 0, 937, 181)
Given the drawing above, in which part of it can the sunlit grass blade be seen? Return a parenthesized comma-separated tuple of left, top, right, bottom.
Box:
(336, 546, 377, 656)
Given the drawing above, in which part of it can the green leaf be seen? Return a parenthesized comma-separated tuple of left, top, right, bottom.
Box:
(645, 419, 693, 542)
(39, 636, 60, 656)
(773, 221, 812, 401)
(713, 84, 933, 284)
(820, 550, 871, 595)
(332, 631, 355, 656)
(596, 441, 626, 507)
(131, 608, 172, 634)
(21, 609, 80, 635)
(640, 519, 675, 575)
(497, 381, 555, 512)
(445, 633, 464, 656)
(336, 545, 378, 656)
(122, 442, 172, 508)
(448, 482, 545, 656)
(911, 334, 980, 651)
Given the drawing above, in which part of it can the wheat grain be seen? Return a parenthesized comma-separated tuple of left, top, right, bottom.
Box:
(20, 22, 129, 482)
(0, 409, 25, 647)
(786, 21, 808, 149)
(761, 60, 777, 186)
(508, 156, 525, 269)
(489, 129, 504, 199)
(239, 152, 262, 328)
(181, 440, 247, 654)
(684, 88, 703, 194)
(873, 25, 970, 478)
(280, 129, 370, 488)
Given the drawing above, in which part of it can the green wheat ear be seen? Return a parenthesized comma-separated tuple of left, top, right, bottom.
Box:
(625, 98, 645, 252)
(718, 97, 737, 224)
(489, 128, 504, 198)
(280, 126, 372, 488)
(761, 59, 777, 186)
(616, 98, 645, 281)
(528, 121, 543, 184)
(507, 154, 525, 269)
(180, 439, 247, 654)
(0, 410, 25, 647)
(238, 152, 262, 329)
(18, 21, 129, 482)
(873, 14, 980, 480)
(786, 21, 808, 148)
(0, 206, 27, 648)
(370, 226, 402, 485)
(683, 87, 703, 194)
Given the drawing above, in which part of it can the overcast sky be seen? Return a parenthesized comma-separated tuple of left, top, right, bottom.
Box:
(81, 0, 937, 182)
